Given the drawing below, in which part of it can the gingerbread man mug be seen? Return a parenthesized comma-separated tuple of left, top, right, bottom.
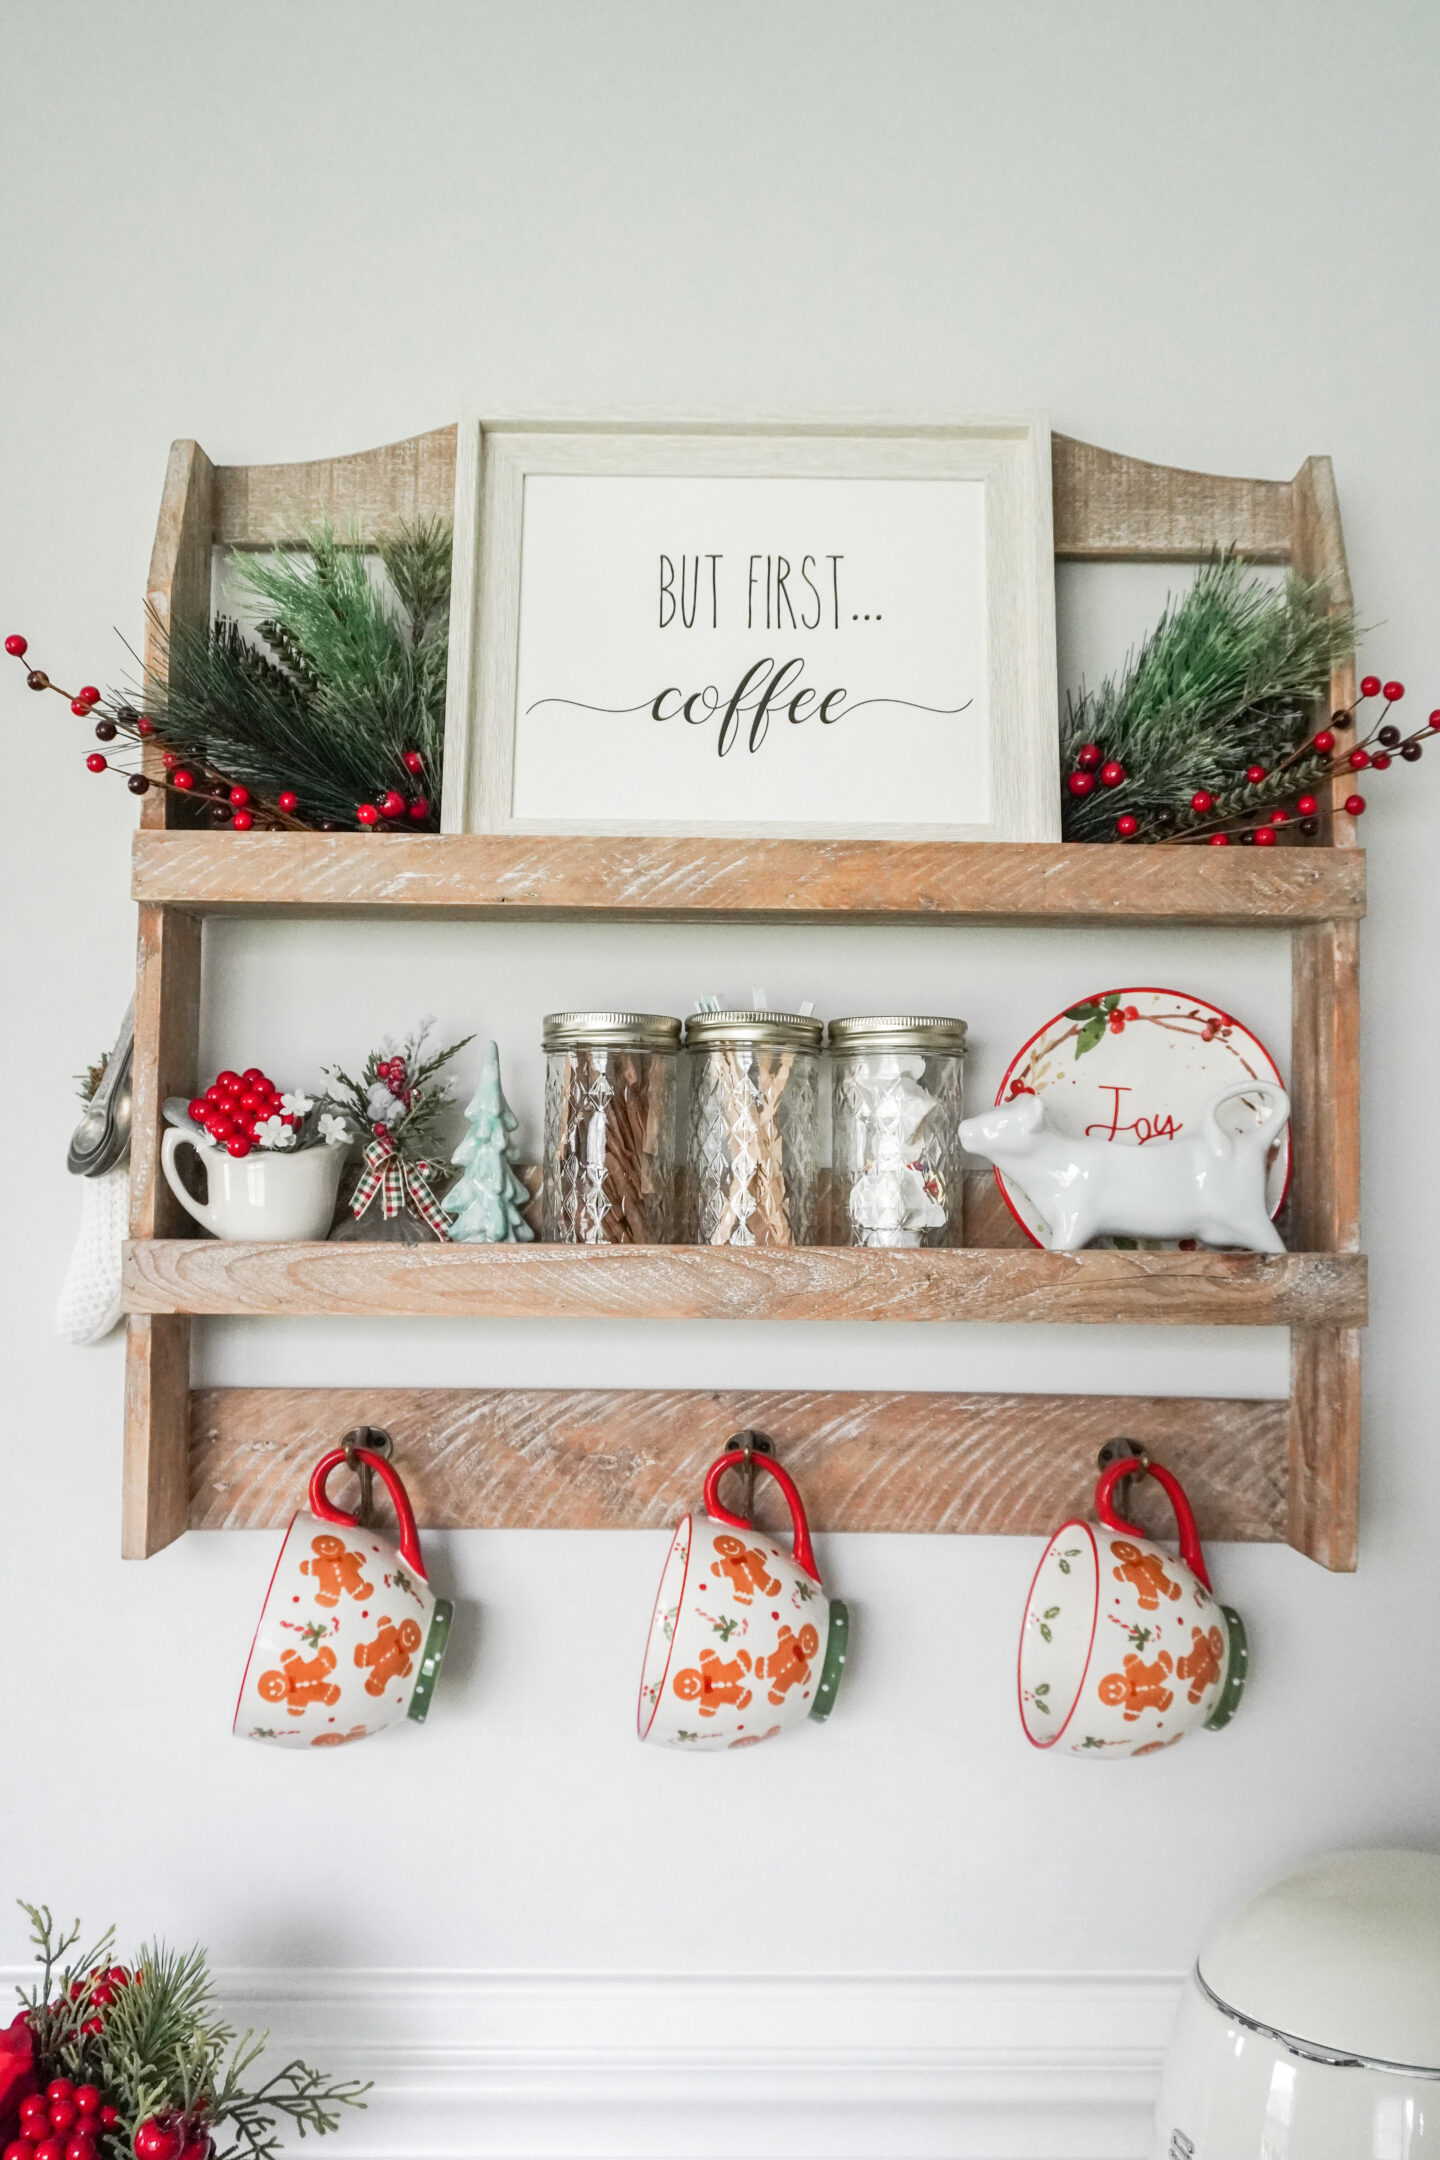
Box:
(235, 1434, 452, 1749)
(638, 1436, 849, 1752)
(1018, 1452, 1247, 1760)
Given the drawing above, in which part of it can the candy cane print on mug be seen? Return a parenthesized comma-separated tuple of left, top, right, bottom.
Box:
(235, 1433, 452, 1748)
(1018, 1451, 1247, 1759)
(638, 1436, 849, 1751)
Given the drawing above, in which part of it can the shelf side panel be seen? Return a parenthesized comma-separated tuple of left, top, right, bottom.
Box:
(190, 1385, 1288, 1539)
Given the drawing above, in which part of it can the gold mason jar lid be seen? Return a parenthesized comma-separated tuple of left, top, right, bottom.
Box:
(542, 1011, 682, 1051)
(827, 1014, 968, 1053)
(684, 1008, 825, 1050)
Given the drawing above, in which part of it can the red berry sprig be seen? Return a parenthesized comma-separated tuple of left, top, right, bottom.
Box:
(5, 636, 436, 834)
(1109, 675, 1435, 845)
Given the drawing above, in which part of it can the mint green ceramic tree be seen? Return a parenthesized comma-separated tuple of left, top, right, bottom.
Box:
(443, 1040, 534, 1243)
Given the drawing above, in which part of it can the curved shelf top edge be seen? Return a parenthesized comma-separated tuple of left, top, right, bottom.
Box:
(131, 830, 1365, 926)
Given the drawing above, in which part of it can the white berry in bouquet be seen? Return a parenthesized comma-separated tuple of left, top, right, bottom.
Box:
(443, 1041, 535, 1244)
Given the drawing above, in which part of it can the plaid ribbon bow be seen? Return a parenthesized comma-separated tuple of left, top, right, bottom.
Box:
(349, 1130, 450, 1241)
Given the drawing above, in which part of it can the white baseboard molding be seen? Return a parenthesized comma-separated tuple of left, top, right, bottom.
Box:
(3, 1968, 1182, 2160)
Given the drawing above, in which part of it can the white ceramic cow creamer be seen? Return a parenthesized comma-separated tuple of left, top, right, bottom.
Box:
(959, 1080, 1290, 1252)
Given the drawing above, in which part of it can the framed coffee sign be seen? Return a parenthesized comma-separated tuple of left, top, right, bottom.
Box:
(441, 416, 1059, 840)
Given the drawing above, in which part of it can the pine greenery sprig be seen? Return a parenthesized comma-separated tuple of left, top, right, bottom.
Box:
(1060, 556, 1357, 841)
(144, 517, 450, 831)
(323, 1017, 473, 1162)
(16, 1902, 368, 2160)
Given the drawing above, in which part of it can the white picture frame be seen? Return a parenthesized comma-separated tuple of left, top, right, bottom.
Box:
(441, 415, 1058, 841)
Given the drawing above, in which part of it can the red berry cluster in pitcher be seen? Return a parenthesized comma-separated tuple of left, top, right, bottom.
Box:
(186, 1069, 304, 1159)
(6, 2074, 120, 2160)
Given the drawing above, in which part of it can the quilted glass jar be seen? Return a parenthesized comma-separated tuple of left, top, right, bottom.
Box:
(828, 1015, 967, 1247)
(542, 1012, 682, 1244)
(685, 1010, 824, 1246)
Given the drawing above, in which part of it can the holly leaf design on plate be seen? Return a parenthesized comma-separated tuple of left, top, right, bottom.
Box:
(1064, 1003, 1101, 1021)
(1074, 1016, 1107, 1057)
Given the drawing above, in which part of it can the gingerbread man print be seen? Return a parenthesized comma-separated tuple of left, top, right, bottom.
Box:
(672, 1647, 754, 1715)
(709, 1535, 782, 1605)
(1109, 1541, 1182, 1612)
(1176, 1624, 1225, 1703)
(1098, 1649, 1175, 1721)
(353, 1615, 423, 1697)
(257, 1645, 342, 1716)
(299, 1534, 375, 1609)
(753, 1623, 820, 1706)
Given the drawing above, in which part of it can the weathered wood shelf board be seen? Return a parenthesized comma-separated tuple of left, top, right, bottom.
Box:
(120, 423, 1366, 1575)
(124, 1239, 1365, 1329)
(131, 829, 1366, 927)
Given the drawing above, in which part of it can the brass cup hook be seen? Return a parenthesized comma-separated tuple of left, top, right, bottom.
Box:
(1097, 1437, 1149, 1523)
(722, 1429, 774, 1525)
(340, 1425, 394, 1528)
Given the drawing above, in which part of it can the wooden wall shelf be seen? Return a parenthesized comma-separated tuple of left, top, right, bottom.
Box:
(131, 828, 1366, 927)
(124, 1238, 1365, 1329)
(119, 425, 1365, 1573)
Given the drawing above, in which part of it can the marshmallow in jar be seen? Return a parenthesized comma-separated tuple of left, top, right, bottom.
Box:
(828, 1016, 967, 1248)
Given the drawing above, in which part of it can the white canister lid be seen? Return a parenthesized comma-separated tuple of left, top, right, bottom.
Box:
(1197, 1849, 1440, 2070)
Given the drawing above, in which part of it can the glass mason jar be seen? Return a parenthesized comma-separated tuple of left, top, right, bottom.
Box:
(828, 1015, 967, 1247)
(685, 1010, 824, 1246)
(542, 1012, 682, 1244)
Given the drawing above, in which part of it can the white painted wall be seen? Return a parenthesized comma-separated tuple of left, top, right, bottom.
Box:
(4, 5, 1438, 2152)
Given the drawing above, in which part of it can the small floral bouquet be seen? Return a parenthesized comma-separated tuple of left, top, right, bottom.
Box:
(180, 1067, 352, 1162)
(1, 1902, 365, 2160)
(324, 1018, 472, 1242)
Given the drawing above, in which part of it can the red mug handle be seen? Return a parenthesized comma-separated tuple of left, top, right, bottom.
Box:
(308, 1446, 427, 1579)
(702, 1450, 821, 1584)
(1094, 1456, 1211, 1591)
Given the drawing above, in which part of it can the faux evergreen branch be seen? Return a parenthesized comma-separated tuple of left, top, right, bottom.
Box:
(1060, 556, 1357, 842)
(14, 1902, 368, 2160)
(138, 515, 450, 831)
(323, 1017, 473, 1161)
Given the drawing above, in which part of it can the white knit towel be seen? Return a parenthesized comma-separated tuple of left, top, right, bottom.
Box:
(55, 1167, 130, 1345)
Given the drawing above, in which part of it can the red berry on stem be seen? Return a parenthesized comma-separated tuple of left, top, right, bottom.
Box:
(48, 2105, 75, 2136)
(1345, 794, 1367, 816)
(99, 2114, 119, 2134)
(4, 2142, 30, 2160)
(1245, 764, 1266, 784)
(231, 809, 254, 830)
(372, 1120, 389, 1137)
(4, 633, 27, 657)
(242, 1068, 264, 1084)
(32, 2142, 65, 2160)
(408, 796, 430, 820)
(277, 790, 298, 813)
(78, 686, 100, 706)
(1359, 674, 1381, 698)
(379, 790, 406, 818)
(356, 803, 380, 826)
(72, 2093, 100, 2119)
(1430, 711, 1440, 733)
(1099, 760, 1125, 788)
(217, 1071, 241, 1090)
(1348, 749, 1369, 770)
(1190, 790, 1214, 813)
(226, 1136, 252, 1158)
(1296, 794, 1318, 816)
(1253, 827, 1276, 847)
(1383, 680, 1404, 701)
(1115, 813, 1139, 837)
(1371, 753, 1392, 770)
(72, 699, 93, 717)
(135, 713, 155, 734)
(85, 752, 107, 773)
(1312, 730, 1336, 754)
(228, 785, 249, 807)
(1208, 833, 1231, 846)
(402, 748, 425, 773)
(1066, 770, 1095, 798)
(134, 2123, 185, 2160)
(1269, 809, 1288, 825)
(172, 768, 195, 790)
(65, 2139, 97, 2160)
(161, 750, 178, 769)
